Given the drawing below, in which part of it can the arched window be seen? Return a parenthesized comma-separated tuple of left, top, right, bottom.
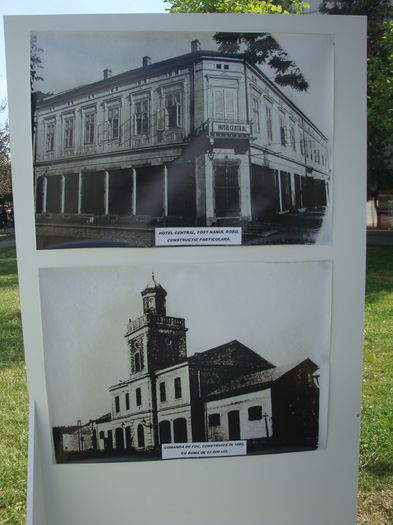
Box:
(134, 352, 141, 372)
(159, 420, 171, 444)
(137, 424, 145, 448)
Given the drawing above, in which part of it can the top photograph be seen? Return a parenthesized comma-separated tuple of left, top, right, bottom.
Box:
(31, 30, 333, 249)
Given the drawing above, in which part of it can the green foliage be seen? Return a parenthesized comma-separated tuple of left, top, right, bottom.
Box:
(320, 1, 393, 191)
(368, 21, 393, 190)
(319, 0, 392, 57)
(0, 246, 28, 525)
(30, 34, 43, 92)
(166, 0, 310, 91)
(0, 117, 12, 204)
(165, 0, 309, 14)
(358, 245, 393, 524)
(0, 244, 391, 523)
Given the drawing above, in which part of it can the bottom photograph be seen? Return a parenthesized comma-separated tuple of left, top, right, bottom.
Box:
(39, 262, 331, 463)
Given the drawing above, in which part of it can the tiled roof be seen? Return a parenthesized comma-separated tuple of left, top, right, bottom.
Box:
(207, 359, 318, 399)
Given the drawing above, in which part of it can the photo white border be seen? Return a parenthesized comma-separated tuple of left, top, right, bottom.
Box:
(5, 13, 366, 525)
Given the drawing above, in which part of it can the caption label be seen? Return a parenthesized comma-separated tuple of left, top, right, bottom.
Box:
(155, 227, 242, 246)
(162, 440, 247, 460)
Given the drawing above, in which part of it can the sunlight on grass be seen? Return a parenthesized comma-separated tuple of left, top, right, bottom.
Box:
(0, 245, 391, 524)
(358, 246, 393, 525)
(0, 247, 28, 525)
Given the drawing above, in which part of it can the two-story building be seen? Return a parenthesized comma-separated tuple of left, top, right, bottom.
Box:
(33, 39, 330, 244)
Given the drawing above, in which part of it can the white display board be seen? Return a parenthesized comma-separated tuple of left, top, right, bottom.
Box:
(5, 13, 366, 525)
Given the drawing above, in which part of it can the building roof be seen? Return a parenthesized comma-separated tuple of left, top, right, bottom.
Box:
(189, 339, 274, 370)
(206, 358, 318, 400)
(33, 47, 326, 138)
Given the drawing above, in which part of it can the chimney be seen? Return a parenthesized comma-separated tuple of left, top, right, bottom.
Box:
(142, 56, 151, 67)
(103, 68, 112, 80)
(191, 40, 201, 53)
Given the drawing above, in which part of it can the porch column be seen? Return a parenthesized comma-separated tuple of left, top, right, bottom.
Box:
(132, 168, 137, 215)
(60, 175, 65, 214)
(78, 172, 82, 214)
(277, 170, 283, 212)
(42, 176, 48, 213)
(290, 172, 296, 210)
(163, 164, 168, 217)
(104, 170, 110, 215)
(205, 156, 215, 225)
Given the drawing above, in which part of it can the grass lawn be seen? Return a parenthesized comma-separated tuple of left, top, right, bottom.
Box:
(0, 244, 391, 524)
(0, 233, 15, 242)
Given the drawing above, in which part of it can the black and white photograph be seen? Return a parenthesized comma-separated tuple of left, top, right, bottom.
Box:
(39, 262, 331, 463)
(31, 30, 333, 248)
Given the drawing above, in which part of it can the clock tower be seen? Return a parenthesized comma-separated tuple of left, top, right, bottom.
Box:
(125, 274, 188, 377)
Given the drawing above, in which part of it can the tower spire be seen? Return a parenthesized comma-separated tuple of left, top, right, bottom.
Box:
(141, 274, 167, 315)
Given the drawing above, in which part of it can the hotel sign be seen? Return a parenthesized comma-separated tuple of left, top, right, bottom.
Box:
(211, 122, 252, 136)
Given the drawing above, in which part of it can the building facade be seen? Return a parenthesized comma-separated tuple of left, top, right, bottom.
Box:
(52, 276, 320, 462)
(34, 40, 330, 242)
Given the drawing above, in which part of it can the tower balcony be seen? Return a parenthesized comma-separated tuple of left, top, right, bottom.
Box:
(126, 314, 186, 336)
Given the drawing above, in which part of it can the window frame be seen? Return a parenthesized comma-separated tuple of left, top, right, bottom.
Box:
(108, 106, 120, 140)
(212, 87, 238, 121)
(252, 97, 260, 134)
(248, 405, 263, 421)
(63, 116, 74, 149)
(265, 104, 273, 141)
(134, 99, 149, 136)
(174, 377, 182, 399)
(159, 382, 166, 402)
(208, 413, 221, 427)
(136, 387, 142, 407)
(45, 121, 55, 152)
(84, 112, 96, 145)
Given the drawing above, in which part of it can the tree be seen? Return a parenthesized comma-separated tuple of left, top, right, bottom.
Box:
(166, 0, 309, 14)
(367, 21, 393, 190)
(319, 0, 392, 57)
(213, 32, 308, 90)
(165, 0, 310, 91)
(320, 0, 393, 190)
(30, 34, 44, 92)
(0, 113, 12, 204)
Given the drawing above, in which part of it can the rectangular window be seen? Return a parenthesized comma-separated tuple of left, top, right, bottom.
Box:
(134, 100, 148, 135)
(165, 93, 182, 129)
(63, 117, 74, 149)
(159, 382, 166, 402)
(46, 122, 55, 151)
(125, 392, 130, 410)
(99, 431, 105, 439)
(252, 98, 260, 134)
(290, 126, 296, 152)
(279, 115, 286, 146)
(248, 406, 263, 420)
(265, 105, 273, 141)
(213, 88, 237, 120)
(136, 387, 142, 406)
(208, 413, 220, 426)
(108, 107, 120, 140)
(300, 134, 305, 156)
(174, 377, 182, 399)
(84, 113, 95, 144)
(115, 396, 120, 413)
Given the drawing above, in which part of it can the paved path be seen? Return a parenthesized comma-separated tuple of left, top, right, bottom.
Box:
(0, 239, 16, 248)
